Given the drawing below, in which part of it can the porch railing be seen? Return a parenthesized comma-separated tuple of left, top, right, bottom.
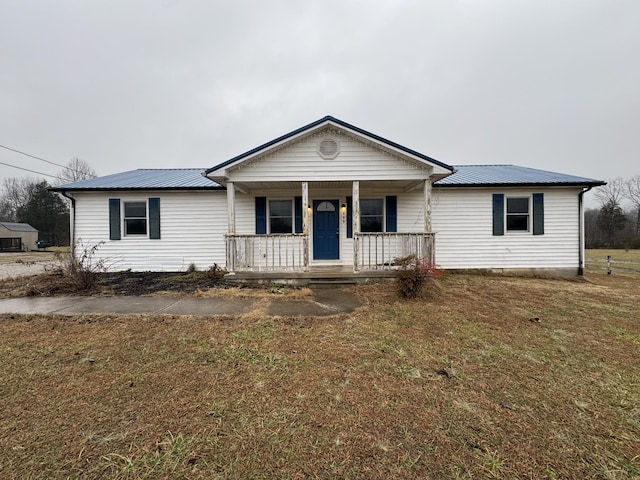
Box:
(225, 234, 309, 272)
(354, 232, 435, 271)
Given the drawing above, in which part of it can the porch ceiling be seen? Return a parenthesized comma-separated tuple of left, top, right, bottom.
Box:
(233, 179, 425, 194)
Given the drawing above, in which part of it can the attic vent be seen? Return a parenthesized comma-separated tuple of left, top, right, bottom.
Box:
(318, 138, 340, 159)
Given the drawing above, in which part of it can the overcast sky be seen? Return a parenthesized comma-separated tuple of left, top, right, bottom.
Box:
(1, 1, 638, 205)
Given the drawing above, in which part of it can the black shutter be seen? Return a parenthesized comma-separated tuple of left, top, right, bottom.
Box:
(532, 193, 544, 235)
(492, 194, 504, 236)
(294, 196, 303, 233)
(109, 198, 121, 240)
(255, 197, 267, 234)
(346, 196, 353, 238)
(386, 196, 397, 232)
(149, 197, 161, 239)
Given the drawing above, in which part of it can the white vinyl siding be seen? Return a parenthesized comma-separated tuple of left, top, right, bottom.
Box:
(70, 185, 583, 273)
(224, 132, 432, 183)
(71, 191, 227, 271)
(431, 187, 581, 270)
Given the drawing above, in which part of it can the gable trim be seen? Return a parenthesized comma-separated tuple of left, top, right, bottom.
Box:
(204, 116, 455, 177)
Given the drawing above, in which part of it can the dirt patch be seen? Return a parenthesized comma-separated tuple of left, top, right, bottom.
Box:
(0, 270, 229, 297)
(0, 251, 57, 279)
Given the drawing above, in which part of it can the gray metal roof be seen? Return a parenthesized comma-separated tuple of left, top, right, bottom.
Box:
(434, 165, 605, 187)
(51, 169, 222, 191)
(0, 222, 38, 232)
(50, 165, 605, 191)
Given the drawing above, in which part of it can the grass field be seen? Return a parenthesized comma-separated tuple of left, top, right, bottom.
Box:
(587, 248, 640, 275)
(1, 269, 639, 479)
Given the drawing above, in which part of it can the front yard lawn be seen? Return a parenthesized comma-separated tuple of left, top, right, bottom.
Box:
(1, 271, 638, 479)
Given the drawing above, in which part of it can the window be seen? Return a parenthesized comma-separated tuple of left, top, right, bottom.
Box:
(506, 197, 530, 232)
(109, 198, 160, 240)
(124, 201, 147, 235)
(269, 200, 293, 233)
(360, 198, 384, 232)
(493, 193, 544, 236)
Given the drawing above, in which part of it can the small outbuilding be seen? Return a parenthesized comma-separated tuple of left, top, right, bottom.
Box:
(0, 222, 39, 251)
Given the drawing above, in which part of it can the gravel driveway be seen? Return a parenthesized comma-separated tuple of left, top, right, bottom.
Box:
(0, 252, 58, 279)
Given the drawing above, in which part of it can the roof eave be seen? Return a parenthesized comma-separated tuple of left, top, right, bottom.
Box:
(49, 186, 225, 193)
(434, 181, 607, 188)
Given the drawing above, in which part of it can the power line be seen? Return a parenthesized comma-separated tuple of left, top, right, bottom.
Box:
(0, 143, 68, 170)
(0, 160, 63, 180)
(0, 143, 91, 177)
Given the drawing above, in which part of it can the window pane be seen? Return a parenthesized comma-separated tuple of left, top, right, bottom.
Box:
(125, 202, 146, 217)
(269, 200, 292, 217)
(507, 198, 529, 214)
(360, 198, 383, 232)
(316, 201, 335, 212)
(270, 217, 292, 233)
(269, 200, 292, 233)
(360, 198, 384, 232)
(125, 219, 147, 235)
(361, 217, 383, 232)
(361, 199, 383, 216)
(507, 215, 528, 231)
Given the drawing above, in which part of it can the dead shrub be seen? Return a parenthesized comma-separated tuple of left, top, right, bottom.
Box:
(51, 241, 108, 292)
(395, 255, 442, 299)
(206, 263, 226, 279)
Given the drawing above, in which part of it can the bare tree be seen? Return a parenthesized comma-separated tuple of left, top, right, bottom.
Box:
(624, 174, 640, 235)
(56, 158, 97, 184)
(0, 177, 39, 221)
(594, 177, 626, 207)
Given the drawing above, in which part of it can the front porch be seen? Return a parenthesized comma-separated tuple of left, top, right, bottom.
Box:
(225, 231, 436, 275)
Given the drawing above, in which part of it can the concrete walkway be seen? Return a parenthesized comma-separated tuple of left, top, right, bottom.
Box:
(0, 288, 362, 317)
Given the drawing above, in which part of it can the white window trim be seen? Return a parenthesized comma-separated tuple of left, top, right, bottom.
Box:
(505, 196, 531, 233)
(268, 198, 294, 234)
(360, 197, 385, 233)
(123, 200, 148, 237)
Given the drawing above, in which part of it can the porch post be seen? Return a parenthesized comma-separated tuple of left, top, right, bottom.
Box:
(353, 181, 360, 271)
(302, 181, 309, 269)
(424, 179, 432, 232)
(301, 182, 309, 234)
(227, 181, 236, 235)
(226, 182, 236, 273)
(424, 179, 434, 264)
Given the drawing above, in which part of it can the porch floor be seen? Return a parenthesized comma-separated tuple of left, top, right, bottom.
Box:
(225, 266, 397, 286)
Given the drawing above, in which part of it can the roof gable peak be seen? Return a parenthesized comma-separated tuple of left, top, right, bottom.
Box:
(205, 116, 454, 177)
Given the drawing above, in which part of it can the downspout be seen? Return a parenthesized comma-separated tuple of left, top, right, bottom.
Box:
(60, 191, 76, 256)
(577, 186, 593, 276)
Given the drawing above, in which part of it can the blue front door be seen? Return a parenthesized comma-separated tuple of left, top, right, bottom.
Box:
(313, 200, 339, 260)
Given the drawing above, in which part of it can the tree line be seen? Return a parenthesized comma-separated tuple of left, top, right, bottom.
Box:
(0, 158, 96, 246)
(585, 175, 640, 249)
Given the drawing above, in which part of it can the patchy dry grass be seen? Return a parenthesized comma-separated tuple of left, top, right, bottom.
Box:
(1, 272, 639, 479)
